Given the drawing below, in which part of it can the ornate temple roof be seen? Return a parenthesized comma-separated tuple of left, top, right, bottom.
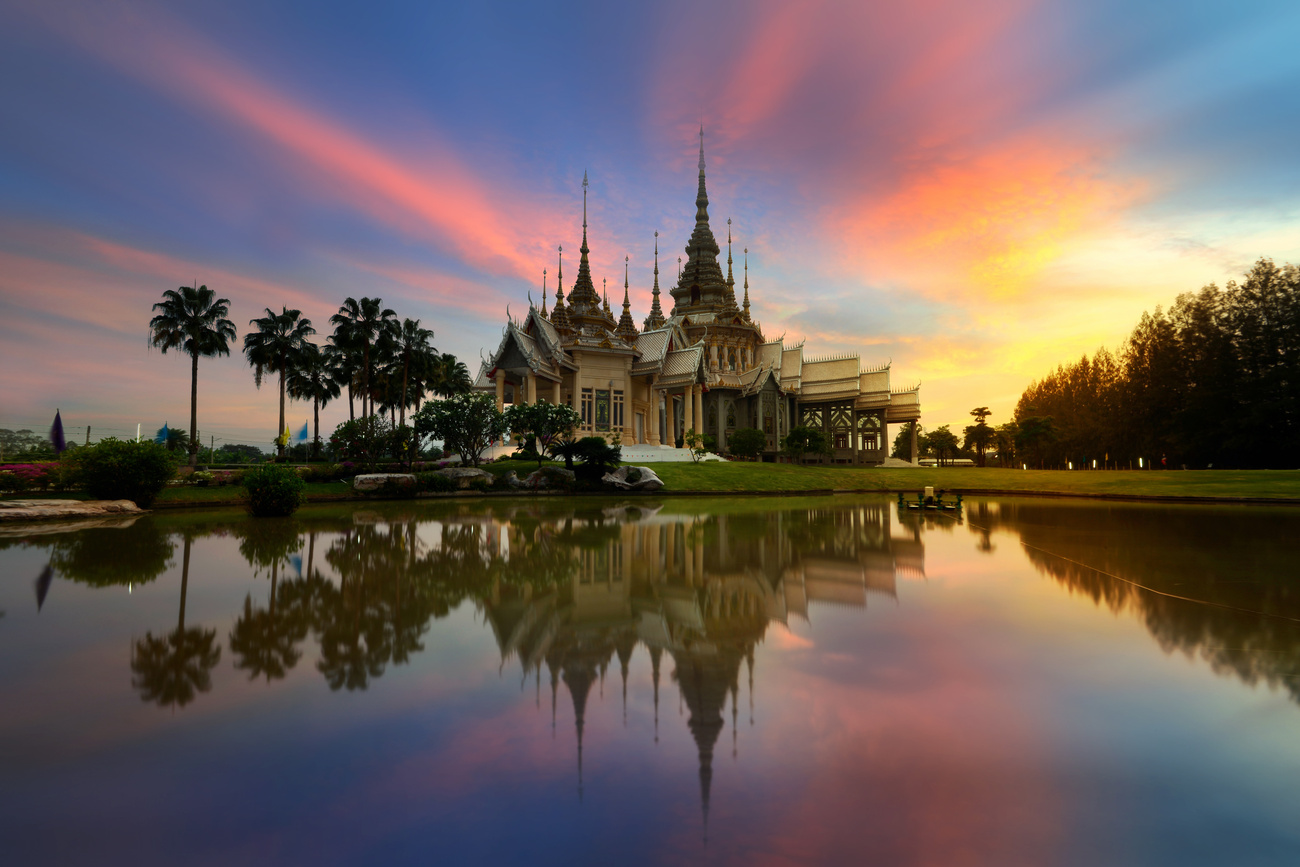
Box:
(670, 128, 730, 314)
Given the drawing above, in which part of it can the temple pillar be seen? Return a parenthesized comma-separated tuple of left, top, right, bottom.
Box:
(494, 369, 505, 412)
(693, 386, 704, 440)
(525, 372, 536, 405)
(682, 388, 693, 439)
(910, 420, 918, 464)
(553, 379, 562, 405)
(664, 390, 676, 447)
(648, 378, 660, 445)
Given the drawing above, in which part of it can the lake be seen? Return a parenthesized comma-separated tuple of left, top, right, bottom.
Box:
(2, 495, 1300, 866)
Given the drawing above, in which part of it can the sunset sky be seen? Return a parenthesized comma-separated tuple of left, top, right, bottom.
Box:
(2, 0, 1298, 449)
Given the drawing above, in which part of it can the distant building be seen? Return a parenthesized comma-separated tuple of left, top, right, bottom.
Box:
(476, 130, 921, 462)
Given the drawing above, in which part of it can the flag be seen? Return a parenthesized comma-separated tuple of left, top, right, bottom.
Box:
(295, 421, 309, 444)
(154, 423, 169, 445)
(50, 410, 66, 454)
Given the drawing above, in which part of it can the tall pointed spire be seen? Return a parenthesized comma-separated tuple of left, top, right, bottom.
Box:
(567, 171, 603, 318)
(540, 268, 548, 318)
(742, 247, 751, 322)
(726, 218, 737, 309)
(551, 245, 571, 331)
(617, 254, 639, 340)
(645, 231, 666, 330)
(672, 126, 726, 311)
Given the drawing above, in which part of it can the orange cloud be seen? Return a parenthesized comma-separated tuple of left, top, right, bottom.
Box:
(845, 139, 1144, 301)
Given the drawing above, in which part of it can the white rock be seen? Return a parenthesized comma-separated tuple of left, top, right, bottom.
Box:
(352, 473, 417, 492)
(601, 466, 665, 491)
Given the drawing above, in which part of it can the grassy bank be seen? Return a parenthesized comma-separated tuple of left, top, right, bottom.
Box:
(4, 463, 1297, 507)
(639, 462, 1300, 500)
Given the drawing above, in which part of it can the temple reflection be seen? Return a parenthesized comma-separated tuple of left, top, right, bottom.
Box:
(477, 501, 925, 827)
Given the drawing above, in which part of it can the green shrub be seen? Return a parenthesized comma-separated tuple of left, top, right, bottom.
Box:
(538, 466, 575, 491)
(66, 439, 177, 507)
(574, 436, 622, 484)
(241, 463, 306, 517)
(728, 427, 767, 460)
(416, 471, 457, 493)
(467, 477, 492, 493)
(625, 467, 642, 484)
(376, 476, 418, 498)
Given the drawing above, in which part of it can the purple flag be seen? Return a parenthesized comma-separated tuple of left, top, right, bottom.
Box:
(50, 410, 66, 454)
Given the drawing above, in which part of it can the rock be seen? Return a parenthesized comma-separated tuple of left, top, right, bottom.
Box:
(523, 467, 576, 489)
(434, 467, 495, 489)
(352, 473, 417, 492)
(0, 499, 145, 523)
(600, 466, 664, 491)
(502, 470, 527, 489)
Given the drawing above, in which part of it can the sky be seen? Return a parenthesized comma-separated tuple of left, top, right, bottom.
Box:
(2, 0, 1298, 449)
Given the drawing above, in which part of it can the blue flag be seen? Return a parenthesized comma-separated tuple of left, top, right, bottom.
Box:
(295, 421, 310, 444)
(50, 410, 66, 454)
(154, 423, 169, 445)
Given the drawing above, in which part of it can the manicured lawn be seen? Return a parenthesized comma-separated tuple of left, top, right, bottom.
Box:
(5, 464, 1297, 506)
(640, 462, 1300, 500)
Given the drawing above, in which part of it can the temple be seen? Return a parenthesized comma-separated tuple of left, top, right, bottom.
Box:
(476, 129, 922, 463)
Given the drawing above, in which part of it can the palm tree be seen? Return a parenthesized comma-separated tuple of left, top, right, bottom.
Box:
(243, 307, 315, 457)
(148, 285, 237, 466)
(327, 332, 363, 421)
(431, 353, 473, 398)
(287, 342, 343, 456)
(329, 297, 397, 419)
(393, 318, 436, 428)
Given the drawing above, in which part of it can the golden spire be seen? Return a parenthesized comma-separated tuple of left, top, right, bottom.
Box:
(541, 268, 548, 318)
(617, 254, 639, 339)
(603, 277, 613, 319)
(645, 231, 665, 330)
(742, 247, 751, 322)
(726, 218, 736, 309)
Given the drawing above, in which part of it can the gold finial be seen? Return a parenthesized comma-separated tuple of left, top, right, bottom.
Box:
(582, 171, 588, 231)
(624, 255, 629, 289)
(541, 268, 548, 316)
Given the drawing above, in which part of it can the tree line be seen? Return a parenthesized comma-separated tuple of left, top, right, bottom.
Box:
(147, 286, 473, 465)
(1012, 258, 1300, 469)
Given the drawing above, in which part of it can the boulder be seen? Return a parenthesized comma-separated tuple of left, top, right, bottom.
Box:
(0, 499, 144, 523)
(502, 470, 528, 489)
(352, 473, 417, 492)
(523, 467, 576, 489)
(601, 466, 664, 491)
(434, 467, 495, 489)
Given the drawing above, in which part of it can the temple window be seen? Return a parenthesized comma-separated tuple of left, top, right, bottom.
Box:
(801, 406, 823, 429)
(728, 349, 736, 371)
(595, 390, 611, 430)
(581, 388, 593, 427)
(613, 391, 624, 428)
(857, 413, 881, 450)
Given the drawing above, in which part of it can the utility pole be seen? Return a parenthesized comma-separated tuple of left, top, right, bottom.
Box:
(85, 425, 91, 446)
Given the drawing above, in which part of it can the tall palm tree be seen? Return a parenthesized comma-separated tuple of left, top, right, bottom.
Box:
(327, 332, 363, 421)
(243, 306, 315, 457)
(432, 353, 474, 397)
(329, 297, 396, 419)
(148, 285, 237, 466)
(393, 318, 436, 428)
(287, 342, 343, 455)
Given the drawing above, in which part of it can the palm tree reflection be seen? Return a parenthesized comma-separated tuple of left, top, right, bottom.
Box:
(229, 520, 310, 683)
(131, 532, 221, 708)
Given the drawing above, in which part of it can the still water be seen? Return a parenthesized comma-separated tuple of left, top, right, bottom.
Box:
(2, 496, 1300, 866)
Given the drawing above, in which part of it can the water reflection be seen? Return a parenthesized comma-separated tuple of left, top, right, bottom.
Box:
(130, 533, 221, 708)
(960, 500, 1300, 705)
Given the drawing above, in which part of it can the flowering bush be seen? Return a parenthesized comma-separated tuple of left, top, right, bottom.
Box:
(0, 463, 60, 492)
(191, 470, 216, 486)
